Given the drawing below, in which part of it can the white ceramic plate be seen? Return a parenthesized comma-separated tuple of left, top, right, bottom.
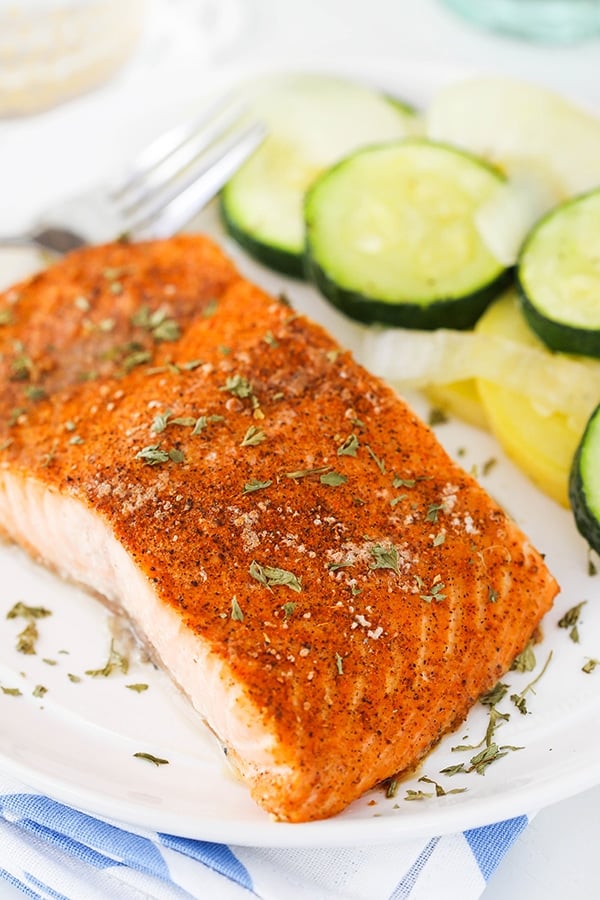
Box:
(1, 58, 599, 848)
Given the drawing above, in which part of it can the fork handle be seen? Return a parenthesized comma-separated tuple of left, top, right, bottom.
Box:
(0, 234, 38, 248)
(0, 228, 85, 255)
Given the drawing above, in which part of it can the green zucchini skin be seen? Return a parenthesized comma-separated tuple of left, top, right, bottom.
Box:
(517, 282, 600, 358)
(303, 139, 509, 329)
(219, 75, 420, 280)
(219, 200, 306, 278)
(517, 189, 600, 358)
(569, 402, 600, 554)
(305, 253, 512, 329)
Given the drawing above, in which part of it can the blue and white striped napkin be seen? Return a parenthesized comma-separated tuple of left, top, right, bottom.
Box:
(0, 773, 528, 900)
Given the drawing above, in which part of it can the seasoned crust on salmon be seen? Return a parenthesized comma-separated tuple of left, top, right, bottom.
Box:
(0, 235, 558, 822)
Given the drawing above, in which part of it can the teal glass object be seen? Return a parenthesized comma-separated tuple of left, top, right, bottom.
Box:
(443, 0, 600, 43)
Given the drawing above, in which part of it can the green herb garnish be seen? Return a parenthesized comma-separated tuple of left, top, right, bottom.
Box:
(135, 444, 170, 465)
(286, 466, 330, 480)
(7, 602, 51, 622)
(10, 352, 33, 382)
(220, 373, 254, 399)
(366, 445, 385, 473)
(24, 385, 46, 402)
(231, 596, 244, 622)
(192, 414, 224, 435)
(418, 775, 466, 797)
(249, 561, 302, 593)
(425, 502, 444, 524)
(85, 639, 129, 677)
(558, 601, 586, 644)
(467, 742, 510, 775)
(370, 544, 400, 576)
(135, 443, 185, 466)
(327, 558, 354, 572)
(392, 476, 417, 489)
(511, 640, 536, 673)
(131, 305, 180, 342)
(243, 478, 272, 494)
(203, 298, 219, 317)
(8, 407, 27, 426)
(428, 407, 448, 426)
(513, 653, 554, 715)
(385, 778, 400, 799)
(405, 789, 433, 801)
(122, 349, 153, 372)
(320, 471, 347, 487)
(439, 764, 467, 777)
(263, 330, 278, 347)
(480, 682, 509, 707)
(337, 433, 359, 457)
(150, 409, 173, 433)
(240, 425, 266, 447)
(420, 575, 446, 603)
(482, 457, 497, 476)
(133, 752, 169, 766)
(7, 602, 52, 655)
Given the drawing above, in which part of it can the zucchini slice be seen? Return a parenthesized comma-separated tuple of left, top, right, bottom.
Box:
(570, 403, 600, 553)
(304, 139, 509, 329)
(220, 74, 419, 278)
(517, 189, 600, 357)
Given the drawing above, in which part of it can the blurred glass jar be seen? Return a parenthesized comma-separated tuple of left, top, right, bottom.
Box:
(443, 0, 600, 43)
(0, 0, 147, 116)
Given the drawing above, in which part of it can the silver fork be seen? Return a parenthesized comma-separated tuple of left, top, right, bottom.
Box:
(0, 95, 266, 255)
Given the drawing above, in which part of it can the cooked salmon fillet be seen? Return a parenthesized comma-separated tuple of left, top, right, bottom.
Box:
(0, 235, 558, 822)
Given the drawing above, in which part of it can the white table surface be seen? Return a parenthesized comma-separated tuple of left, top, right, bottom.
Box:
(1, 1, 599, 897)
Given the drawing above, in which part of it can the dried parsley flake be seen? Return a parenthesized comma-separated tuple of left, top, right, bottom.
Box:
(320, 471, 347, 487)
(370, 544, 400, 576)
(133, 752, 169, 766)
(85, 639, 129, 677)
(337, 433, 359, 457)
(231, 596, 244, 622)
(249, 561, 302, 593)
(558, 601, 586, 643)
(220, 374, 254, 399)
(243, 479, 272, 494)
(240, 425, 266, 447)
(7, 602, 52, 655)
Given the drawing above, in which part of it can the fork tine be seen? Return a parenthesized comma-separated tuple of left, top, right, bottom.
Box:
(128, 120, 267, 240)
(0, 92, 265, 254)
(112, 96, 249, 212)
(109, 92, 238, 197)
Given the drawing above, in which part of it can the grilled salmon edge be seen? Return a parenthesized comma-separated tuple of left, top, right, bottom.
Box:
(0, 468, 558, 822)
(0, 235, 560, 823)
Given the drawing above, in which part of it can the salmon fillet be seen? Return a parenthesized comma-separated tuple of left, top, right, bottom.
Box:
(0, 235, 558, 822)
